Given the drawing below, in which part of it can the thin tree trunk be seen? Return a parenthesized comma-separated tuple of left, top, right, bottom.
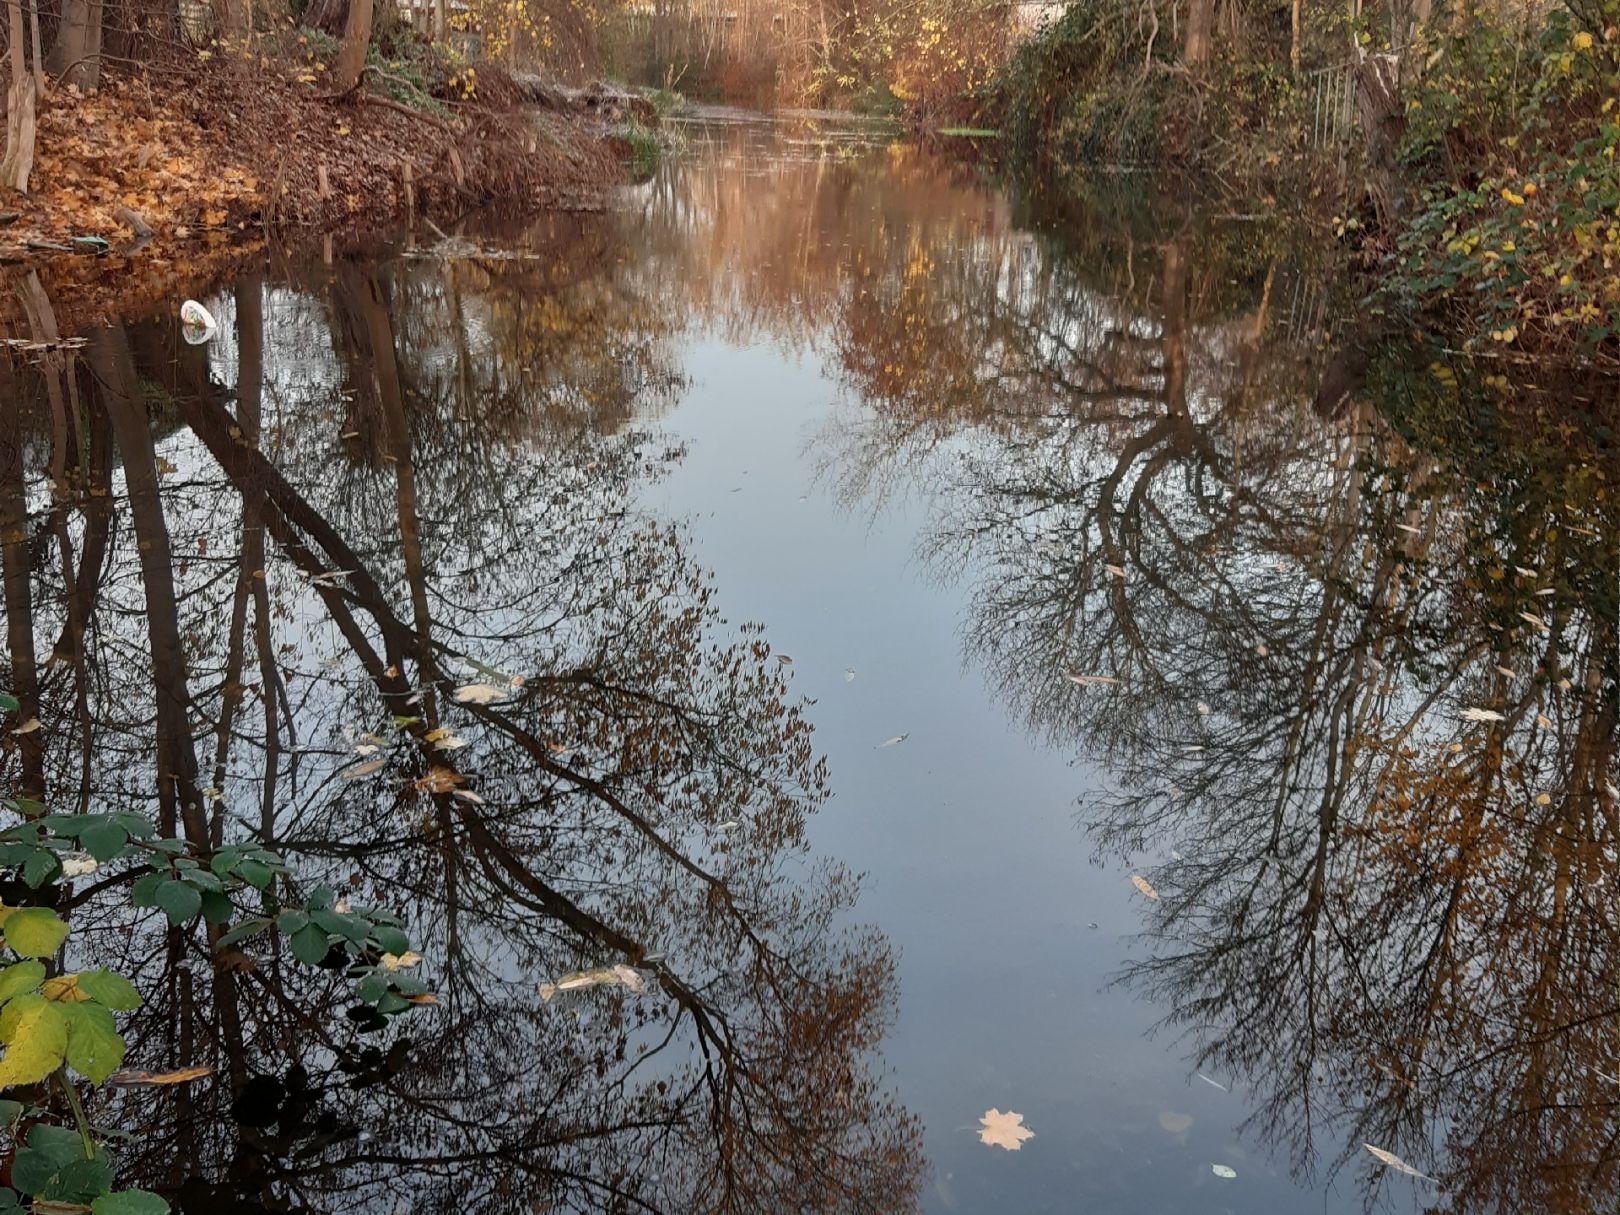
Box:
(47, 0, 103, 90)
(1290, 0, 1302, 75)
(92, 326, 210, 847)
(0, 373, 44, 799)
(330, 0, 374, 93)
(2, 0, 38, 193)
(1183, 0, 1213, 67)
(27, 0, 43, 91)
(433, 0, 445, 41)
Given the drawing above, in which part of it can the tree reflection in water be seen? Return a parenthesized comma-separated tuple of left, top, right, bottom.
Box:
(0, 206, 921, 1212)
(2, 115, 1616, 1215)
(820, 199, 1619, 1211)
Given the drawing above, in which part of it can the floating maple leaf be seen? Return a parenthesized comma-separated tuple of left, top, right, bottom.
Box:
(978, 1108, 1034, 1151)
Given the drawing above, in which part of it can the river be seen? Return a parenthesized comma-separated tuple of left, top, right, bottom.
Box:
(0, 109, 1614, 1214)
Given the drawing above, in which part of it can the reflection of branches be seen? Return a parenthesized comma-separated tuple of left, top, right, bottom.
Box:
(809, 189, 1620, 1212)
(0, 234, 921, 1212)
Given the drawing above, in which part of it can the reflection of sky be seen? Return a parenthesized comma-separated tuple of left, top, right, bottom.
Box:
(639, 336, 1371, 1213)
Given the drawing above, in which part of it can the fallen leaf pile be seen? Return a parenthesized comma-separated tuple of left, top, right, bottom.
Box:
(0, 55, 619, 328)
(29, 83, 261, 242)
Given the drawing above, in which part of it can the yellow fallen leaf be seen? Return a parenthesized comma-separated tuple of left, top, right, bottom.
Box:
(380, 951, 422, 971)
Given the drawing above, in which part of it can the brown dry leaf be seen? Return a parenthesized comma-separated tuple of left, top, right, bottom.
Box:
(1130, 874, 1159, 900)
(454, 683, 507, 705)
(343, 758, 386, 780)
(109, 1065, 214, 1086)
(10, 719, 40, 735)
(978, 1108, 1034, 1151)
(416, 767, 464, 794)
(1068, 674, 1119, 686)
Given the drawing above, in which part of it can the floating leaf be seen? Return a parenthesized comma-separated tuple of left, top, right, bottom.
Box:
(1105, 564, 1126, 578)
(1212, 1163, 1237, 1179)
(10, 719, 39, 735)
(415, 767, 464, 794)
(877, 734, 909, 748)
(1130, 874, 1159, 900)
(539, 964, 645, 1003)
(1068, 674, 1118, 686)
(60, 853, 98, 877)
(454, 683, 507, 705)
(978, 1108, 1034, 1151)
(844, 668, 856, 683)
(1518, 611, 1550, 633)
(1460, 707, 1505, 722)
(343, 758, 386, 780)
(380, 951, 421, 971)
(1363, 1144, 1436, 1182)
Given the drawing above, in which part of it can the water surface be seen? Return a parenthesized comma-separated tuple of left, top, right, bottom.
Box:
(1, 111, 1615, 1214)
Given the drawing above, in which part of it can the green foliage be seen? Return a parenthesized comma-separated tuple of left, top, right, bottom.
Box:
(0, 703, 430, 1213)
(1386, 11, 1620, 363)
(1, 908, 71, 958)
(993, 0, 1308, 176)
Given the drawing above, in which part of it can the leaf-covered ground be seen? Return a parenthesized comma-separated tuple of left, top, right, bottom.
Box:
(1, 57, 618, 326)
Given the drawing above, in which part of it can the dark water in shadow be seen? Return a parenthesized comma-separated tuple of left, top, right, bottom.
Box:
(0, 110, 1616, 1213)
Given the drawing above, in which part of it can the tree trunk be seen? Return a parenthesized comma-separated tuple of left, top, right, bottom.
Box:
(1290, 0, 1302, 75)
(47, 0, 103, 90)
(433, 0, 445, 40)
(26, 0, 43, 91)
(330, 0, 374, 93)
(2, 0, 38, 193)
(1183, 0, 1213, 67)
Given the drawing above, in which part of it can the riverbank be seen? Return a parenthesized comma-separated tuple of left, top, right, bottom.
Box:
(1, 54, 620, 326)
(983, 1, 1620, 372)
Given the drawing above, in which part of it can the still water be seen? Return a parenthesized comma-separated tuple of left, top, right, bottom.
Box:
(1, 111, 1615, 1214)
